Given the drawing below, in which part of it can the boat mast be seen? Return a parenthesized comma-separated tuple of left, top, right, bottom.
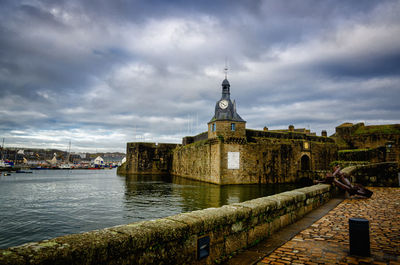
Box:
(1, 138, 4, 161)
(66, 140, 71, 163)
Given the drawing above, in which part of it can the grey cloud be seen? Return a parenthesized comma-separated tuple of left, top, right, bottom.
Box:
(1, 0, 399, 151)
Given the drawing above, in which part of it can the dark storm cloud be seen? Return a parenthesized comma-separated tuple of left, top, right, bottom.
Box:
(315, 52, 400, 78)
(0, 0, 399, 151)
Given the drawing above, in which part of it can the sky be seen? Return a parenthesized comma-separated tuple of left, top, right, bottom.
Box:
(1, 0, 400, 153)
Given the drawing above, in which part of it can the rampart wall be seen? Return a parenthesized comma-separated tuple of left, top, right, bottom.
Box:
(236, 139, 337, 184)
(182, 132, 209, 146)
(171, 140, 216, 183)
(171, 137, 337, 184)
(117, 143, 179, 175)
(0, 184, 332, 265)
(246, 129, 335, 143)
(335, 123, 400, 155)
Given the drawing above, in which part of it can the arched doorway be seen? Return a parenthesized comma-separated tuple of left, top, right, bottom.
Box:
(301, 155, 310, 171)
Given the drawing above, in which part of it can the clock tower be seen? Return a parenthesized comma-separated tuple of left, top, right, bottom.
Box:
(208, 78, 246, 139)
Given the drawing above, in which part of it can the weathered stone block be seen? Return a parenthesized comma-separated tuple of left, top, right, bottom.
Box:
(166, 212, 204, 235)
(280, 213, 291, 227)
(186, 206, 245, 232)
(208, 241, 225, 264)
(0, 250, 25, 265)
(222, 204, 252, 221)
(236, 197, 278, 218)
(296, 184, 330, 198)
(210, 225, 230, 244)
(278, 190, 307, 202)
(225, 231, 247, 255)
(268, 194, 296, 209)
(293, 206, 306, 220)
(305, 204, 313, 213)
(269, 217, 281, 233)
(139, 218, 190, 243)
(247, 222, 270, 245)
(9, 228, 130, 265)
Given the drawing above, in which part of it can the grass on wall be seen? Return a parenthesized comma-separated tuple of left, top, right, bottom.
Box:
(354, 125, 400, 135)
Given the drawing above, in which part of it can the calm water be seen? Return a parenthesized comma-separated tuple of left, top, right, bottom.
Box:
(0, 169, 300, 249)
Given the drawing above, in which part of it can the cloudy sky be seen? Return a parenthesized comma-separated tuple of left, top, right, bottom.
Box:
(1, 0, 400, 153)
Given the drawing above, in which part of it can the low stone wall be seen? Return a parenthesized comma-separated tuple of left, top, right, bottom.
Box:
(0, 184, 332, 265)
(341, 162, 399, 187)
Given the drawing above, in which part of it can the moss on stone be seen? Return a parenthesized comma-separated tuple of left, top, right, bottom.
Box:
(339, 149, 369, 153)
(38, 241, 58, 247)
(354, 124, 400, 135)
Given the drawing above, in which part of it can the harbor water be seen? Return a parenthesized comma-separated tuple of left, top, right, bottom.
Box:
(0, 169, 301, 249)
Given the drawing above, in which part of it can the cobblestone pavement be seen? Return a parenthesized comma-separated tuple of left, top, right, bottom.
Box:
(258, 187, 400, 265)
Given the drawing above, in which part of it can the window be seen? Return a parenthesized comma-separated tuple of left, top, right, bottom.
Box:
(231, 123, 236, 131)
(303, 141, 309, 149)
(212, 123, 216, 132)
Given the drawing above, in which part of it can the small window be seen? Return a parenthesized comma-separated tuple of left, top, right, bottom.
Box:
(303, 141, 309, 149)
(212, 123, 216, 132)
(231, 123, 236, 131)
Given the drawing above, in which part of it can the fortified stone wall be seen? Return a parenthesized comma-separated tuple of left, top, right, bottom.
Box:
(346, 134, 400, 149)
(171, 140, 214, 183)
(119, 142, 179, 175)
(335, 123, 400, 148)
(171, 135, 337, 184)
(229, 139, 337, 184)
(0, 184, 332, 265)
(182, 132, 208, 146)
(334, 123, 400, 164)
(338, 147, 386, 163)
(246, 129, 335, 143)
(120, 129, 337, 184)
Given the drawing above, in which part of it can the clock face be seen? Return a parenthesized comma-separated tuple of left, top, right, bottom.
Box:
(219, 100, 228, 109)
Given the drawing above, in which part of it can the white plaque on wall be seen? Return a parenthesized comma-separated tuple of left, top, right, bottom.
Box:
(228, 152, 240, 169)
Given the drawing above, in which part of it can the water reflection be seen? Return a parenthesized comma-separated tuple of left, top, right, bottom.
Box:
(0, 170, 304, 249)
(120, 174, 302, 216)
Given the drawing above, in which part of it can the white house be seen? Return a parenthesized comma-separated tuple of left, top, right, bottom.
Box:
(93, 156, 104, 166)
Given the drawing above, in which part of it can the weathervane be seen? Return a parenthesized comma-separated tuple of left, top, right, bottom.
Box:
(224, 59, 228, 79)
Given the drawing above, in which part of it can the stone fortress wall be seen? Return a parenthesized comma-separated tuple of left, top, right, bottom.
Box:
(118, 125, 338, 185)
(118, 142, 179, 175)
(171, 128, 337, 184)
(118, 121, 400, 185)
(333, 122, 400, 164)
(118, 78, 400, 184)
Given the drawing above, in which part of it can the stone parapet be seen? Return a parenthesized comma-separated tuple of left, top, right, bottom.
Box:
(246, 129, 335, 143)
(0, 184, 332, 265)
(341, 162, 399, 187)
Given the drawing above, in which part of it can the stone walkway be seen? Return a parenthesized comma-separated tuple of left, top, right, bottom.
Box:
(257, 187, 400, 265)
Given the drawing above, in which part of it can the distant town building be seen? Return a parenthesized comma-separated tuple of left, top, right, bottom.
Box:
(93, 156, 104, 166)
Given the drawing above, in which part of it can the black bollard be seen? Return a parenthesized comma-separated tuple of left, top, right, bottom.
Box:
(349, 218, 370, 256)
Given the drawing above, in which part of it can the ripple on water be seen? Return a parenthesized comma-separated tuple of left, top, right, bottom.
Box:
(0, 170, 301, 248)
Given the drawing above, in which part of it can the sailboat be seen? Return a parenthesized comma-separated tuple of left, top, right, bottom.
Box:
(59, 141, 73, 169)
(0, 138, 12, 168)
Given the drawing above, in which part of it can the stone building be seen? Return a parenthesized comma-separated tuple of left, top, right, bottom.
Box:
(118, 78, 338, 184)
